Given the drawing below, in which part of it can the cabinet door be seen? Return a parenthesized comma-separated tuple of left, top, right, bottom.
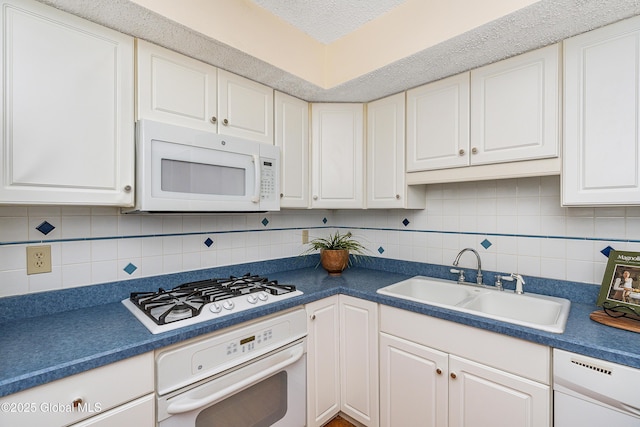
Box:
(340, 295, 379, 427)
(311, 103, 364, 208)
(217, 69, 274, 144)
(136, 39, 218, 132)
(69, 395, 154, 427)
(379, 332, 449, 427)
(406, 73, 470, 171)
(306, 296, 341, 427)
(470, 44, 559, 165)
(448, 355, 550, 427)
(0, 352, 153, 427)
(367, 93, 425, 209)
(275, 91, 309, 208)
(563, 15, 640, 205)
(0, 0, 134, 206)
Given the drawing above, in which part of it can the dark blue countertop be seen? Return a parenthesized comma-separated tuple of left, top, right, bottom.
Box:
(1, 257, 639, 398)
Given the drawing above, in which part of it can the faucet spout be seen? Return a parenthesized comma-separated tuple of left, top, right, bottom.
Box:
(453, 248, 483, 285)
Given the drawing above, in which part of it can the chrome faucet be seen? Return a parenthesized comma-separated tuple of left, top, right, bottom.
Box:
(452, 248, 483, 285)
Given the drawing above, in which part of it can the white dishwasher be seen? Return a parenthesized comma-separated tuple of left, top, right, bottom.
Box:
(554, 349, 640, 426)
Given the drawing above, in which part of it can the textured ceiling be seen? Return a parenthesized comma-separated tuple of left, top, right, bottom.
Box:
(37, 0, 640, 102)
(250, 0, 407, 44)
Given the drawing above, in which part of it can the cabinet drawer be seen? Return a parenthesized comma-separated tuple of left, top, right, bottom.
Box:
(0, 352, 153, 427)
(380, 306, 550, 384)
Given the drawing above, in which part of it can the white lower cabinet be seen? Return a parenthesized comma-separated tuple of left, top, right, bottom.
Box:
(380, 333, 448, 427)
(306, 296, 341, 427)
(380, 306, 551, 427)
(306, 295, 379, 427)
(0, 352, 154, 427)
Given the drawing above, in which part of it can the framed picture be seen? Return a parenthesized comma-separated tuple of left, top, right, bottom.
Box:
(597, 250, 640, 317)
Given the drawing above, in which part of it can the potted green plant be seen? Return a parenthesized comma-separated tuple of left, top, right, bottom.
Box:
(301, 231, 369, 276)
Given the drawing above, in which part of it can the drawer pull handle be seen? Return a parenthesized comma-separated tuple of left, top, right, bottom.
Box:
(72, 398, 83, 409)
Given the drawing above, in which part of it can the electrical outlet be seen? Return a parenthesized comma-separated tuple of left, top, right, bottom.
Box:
(302, 230, 309, 244)
(26, 245, 52, 275)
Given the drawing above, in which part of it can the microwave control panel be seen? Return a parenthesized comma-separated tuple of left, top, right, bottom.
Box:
(260, 159, 277, 201)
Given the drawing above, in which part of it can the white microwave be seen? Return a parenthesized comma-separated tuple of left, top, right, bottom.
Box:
(124, 120, 280, 213)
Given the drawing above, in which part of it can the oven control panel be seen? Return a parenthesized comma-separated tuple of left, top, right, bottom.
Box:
(155, 309, 307, 396)
(225, 328, 274, 356)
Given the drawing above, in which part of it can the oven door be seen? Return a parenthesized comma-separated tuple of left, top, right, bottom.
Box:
(158, 340, 306, 427)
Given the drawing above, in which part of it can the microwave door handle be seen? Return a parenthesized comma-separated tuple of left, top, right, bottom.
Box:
(251, 155, 260, 203)
(165, 344, 304, 415)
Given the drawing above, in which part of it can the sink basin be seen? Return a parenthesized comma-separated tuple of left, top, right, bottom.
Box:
(377, 276, 483, 307)
(377, 276, 571, 333)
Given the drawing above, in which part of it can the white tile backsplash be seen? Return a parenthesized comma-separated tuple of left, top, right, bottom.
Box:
(2, 177, 640, 297)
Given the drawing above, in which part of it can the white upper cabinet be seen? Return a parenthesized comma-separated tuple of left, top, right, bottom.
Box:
(275, 91, 309, 208)
(217, 69, 274, 144)
(470, 43, 560, 165)
(0, 0, 135, 206)
(406, 44, 561, 185)
(137, 41, 274, 144)
(563, 15, 640, 206)
(136, 39, 217, 132)
(407, 72, 470, 171)
(368, 93, 425, 209)
(311, 103, 364, 209)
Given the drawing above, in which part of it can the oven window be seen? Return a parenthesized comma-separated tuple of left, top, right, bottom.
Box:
(195, 371, 288, 427)
(161, 159, 246, 196)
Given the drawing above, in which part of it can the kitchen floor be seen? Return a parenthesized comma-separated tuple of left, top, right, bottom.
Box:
(325, 415, 356, 427)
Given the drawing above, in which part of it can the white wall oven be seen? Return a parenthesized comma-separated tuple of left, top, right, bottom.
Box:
(124, 120, 280, 213)
(156, 309, 307, 427)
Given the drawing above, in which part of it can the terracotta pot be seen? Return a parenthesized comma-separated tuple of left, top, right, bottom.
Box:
(320, 249, 349, 276)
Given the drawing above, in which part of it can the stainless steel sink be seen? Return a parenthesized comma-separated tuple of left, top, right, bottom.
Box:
(377, 276, 571, 333)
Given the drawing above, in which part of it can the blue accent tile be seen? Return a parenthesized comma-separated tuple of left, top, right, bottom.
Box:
(402, 218, 410, 227)
(261, 218, 269, 226)
(601, 246, 615, 257)
(481, 239, 492, 249)
(123, 263, 137, 275)
(36, 221, 55, 236)
(204, 238, 214, 247)
(322, 217, 328, 224)
(378, 246, 385, 254)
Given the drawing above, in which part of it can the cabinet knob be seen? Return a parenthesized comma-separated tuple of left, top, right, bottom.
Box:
(280, 193, 284, 198)
(313, 195, 318, 200)
(311, 314, 316, 320)
(436, 368, 442, 375)
(450, 372, 457, 379)
(458, 149, 465, 156)
(222, 118, 229, 126)
(395, 194, 400, 200)
(124, 185, 132, 193)
(72, 397, 83, 409)
(210, 116, 217, 124)
(471, 147, 478, 154)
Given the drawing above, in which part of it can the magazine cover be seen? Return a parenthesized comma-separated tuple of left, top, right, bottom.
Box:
(597, 250, 640, 317)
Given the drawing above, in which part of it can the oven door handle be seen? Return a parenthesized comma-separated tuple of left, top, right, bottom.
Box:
(166, 344, 304, 415)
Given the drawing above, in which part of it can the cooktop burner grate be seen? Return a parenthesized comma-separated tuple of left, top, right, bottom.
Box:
(129, 273, 297, 326)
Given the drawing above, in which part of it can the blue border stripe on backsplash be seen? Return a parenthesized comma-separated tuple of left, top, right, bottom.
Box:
(1, 225, 637, 246)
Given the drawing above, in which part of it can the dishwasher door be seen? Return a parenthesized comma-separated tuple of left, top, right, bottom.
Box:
(553, 349, 640, 426)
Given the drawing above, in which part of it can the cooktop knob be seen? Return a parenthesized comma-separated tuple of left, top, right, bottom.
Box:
(222, 300, 235, 310)
(258, 291, 269, 301)
(247, 294, 258, 304)
(209, 302, 222, 313)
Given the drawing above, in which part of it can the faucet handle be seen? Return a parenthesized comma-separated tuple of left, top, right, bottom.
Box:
(500, 273, 525, 294)
(511, 273, 525, 294)
(450, 268, 465, 283)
